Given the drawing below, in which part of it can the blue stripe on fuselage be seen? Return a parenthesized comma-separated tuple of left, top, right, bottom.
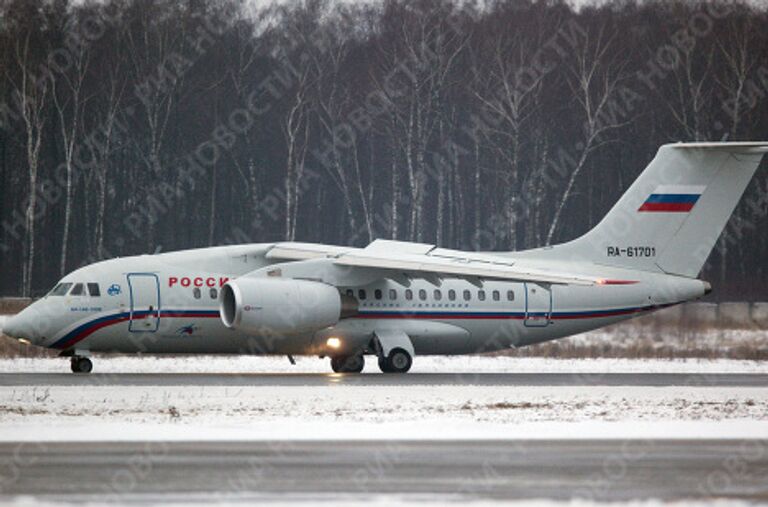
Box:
(49, 304, 670, 350)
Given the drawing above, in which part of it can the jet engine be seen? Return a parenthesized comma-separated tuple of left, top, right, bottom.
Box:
(220, 278, 354, 335)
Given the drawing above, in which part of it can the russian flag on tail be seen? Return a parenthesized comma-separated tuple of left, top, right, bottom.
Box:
(638, 185, 705, 212)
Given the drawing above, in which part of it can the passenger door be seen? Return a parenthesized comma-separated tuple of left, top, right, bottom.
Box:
(127, 273, 160, 332)
(524, 282, 552, 327)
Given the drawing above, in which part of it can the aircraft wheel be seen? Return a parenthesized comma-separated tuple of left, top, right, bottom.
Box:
(379, 348, 412, 374)
(330, 354, 364, 373)
(70, 356, 93, 374)
(378, 356, 392, 373)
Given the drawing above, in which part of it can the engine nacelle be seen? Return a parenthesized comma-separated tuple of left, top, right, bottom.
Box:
(220, 278, 344, 335)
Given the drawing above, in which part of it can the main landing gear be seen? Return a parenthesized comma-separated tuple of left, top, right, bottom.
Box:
(70, 356, 93, 374)
(378, 347, 412, 374)
(330, 354, 365, 373)
(327, 332, 414, 374)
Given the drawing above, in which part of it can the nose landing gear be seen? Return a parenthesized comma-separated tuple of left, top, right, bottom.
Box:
(70, 356, 93, 374)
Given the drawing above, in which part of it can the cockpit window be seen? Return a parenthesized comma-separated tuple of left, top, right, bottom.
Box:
(70, 283, 85, 296)
(50, 283, 73, 296)
(87, 283, 101, 297)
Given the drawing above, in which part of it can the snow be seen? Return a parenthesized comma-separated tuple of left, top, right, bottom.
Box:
(2, 354, 767, 374)
(571, 328, 768, 356)
(0, 497, 761, 507)
(1, 356, 767, 442)
(1, 357, 767, 505)
(3, 383, 767, 426)
(1, 360, 768, 440)
(1, 418, 767, 443)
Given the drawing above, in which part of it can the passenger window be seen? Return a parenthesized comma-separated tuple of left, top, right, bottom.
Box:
(419, 289, 427, 301)
(405, 289, 413, 301)
(463, 289, 471, 301)
(346, 289, 353, 297)
(358, 289, 367, 300)
(210, 288, 218, 299)
(448, 289, 456, 301)
(375, 289, 382, 300)
(389, 289, 397, 300)
(70, 283, 85, 296)
(50, 283, 73, 296)
(87, 283, 101, 297)
(434, 290, 442, 301)
(193, 288, 201, 299)
(507, 290, 515, 301)
(493, 290, 500, 301)
(478, 290, 486, 301)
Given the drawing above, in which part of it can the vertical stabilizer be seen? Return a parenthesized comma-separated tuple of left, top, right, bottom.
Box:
(537, 142, 768, 277)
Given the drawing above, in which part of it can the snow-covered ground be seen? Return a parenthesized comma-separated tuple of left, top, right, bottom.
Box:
(3, 354, 768, 374)
(1, 356, 767, 442)
(2, 498, 762, 507)
(0, 498, 763, 507)
(568, 327, 767, 351)
(2, 357, 767, 506)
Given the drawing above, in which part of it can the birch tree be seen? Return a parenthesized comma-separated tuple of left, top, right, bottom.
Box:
(546, 23, 628, 246)
(52, 24, 90, 276)
(9, 32, 49, 296)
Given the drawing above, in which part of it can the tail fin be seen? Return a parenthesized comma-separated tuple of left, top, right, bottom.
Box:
(546, 142, 768, 277)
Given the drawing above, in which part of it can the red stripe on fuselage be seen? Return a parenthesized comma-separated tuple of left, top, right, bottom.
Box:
(56, 314, 132, 350)
(53, 312, 219, 350)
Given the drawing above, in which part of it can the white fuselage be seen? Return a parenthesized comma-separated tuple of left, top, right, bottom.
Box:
(8, 243, 707, 357)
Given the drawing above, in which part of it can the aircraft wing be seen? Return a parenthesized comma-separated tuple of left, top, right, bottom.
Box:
(267, 240, 599, 286)
(266, 242, 355, 260)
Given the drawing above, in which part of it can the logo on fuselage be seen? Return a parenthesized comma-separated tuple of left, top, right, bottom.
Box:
(107, 284, 122, 296)
(176, 324, 198, 336)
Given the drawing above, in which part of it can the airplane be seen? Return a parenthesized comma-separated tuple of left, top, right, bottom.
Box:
(3, 142, 767, 374)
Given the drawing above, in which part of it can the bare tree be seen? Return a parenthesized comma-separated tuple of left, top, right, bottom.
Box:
(91, 47, 127, 258)
(716, 13, 757, 140)
(52, 25, 90, 276)
(469, 15, 551, 250)
(546, 23, 628, 246)
(9, 32, 49, 296)
(309, 12, 372, 242)
(282, 63, 312, 241)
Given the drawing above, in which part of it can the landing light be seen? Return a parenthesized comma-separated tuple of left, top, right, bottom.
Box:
(17, 338, 31, 345)
(326, 337, 342, 349)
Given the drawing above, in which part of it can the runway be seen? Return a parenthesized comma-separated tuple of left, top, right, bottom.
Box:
(2, 372, 768, 386)
(1, 440, 766, 503)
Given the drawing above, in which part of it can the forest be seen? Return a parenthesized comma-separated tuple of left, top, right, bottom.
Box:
(0, 0, 766, 300)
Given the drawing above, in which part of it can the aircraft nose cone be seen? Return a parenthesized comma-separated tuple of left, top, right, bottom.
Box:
(2, 309, 46, 345)
(2, 314, 22, 339)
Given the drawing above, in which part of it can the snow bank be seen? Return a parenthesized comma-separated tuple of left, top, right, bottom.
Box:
(1, 382, 767, 441)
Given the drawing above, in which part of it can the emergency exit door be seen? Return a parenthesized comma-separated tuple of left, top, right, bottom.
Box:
(524, 283, 552, 327)
(128, 273, 161, 332)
